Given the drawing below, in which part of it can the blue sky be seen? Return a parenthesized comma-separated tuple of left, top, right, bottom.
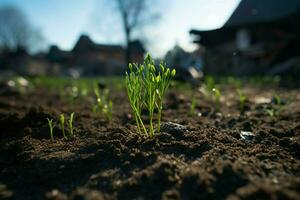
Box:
(0, 0, 241, 57)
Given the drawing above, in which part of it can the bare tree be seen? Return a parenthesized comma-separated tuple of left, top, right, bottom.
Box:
(0, 6, 44, 53)
(101, 0, 159, 64)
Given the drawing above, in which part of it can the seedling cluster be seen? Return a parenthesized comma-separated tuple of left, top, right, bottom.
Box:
(265, 94, 284, 118)
(126, 54, 176, 137)
(92, 88, 113, 121)
(47, 113, 75, 140)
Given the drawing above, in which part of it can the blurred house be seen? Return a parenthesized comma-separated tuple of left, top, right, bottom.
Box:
(0, 48, 49, 76)
(190, 0, 300, 76)
(47, 34, 145, 76)
(0, 34, 145, 76)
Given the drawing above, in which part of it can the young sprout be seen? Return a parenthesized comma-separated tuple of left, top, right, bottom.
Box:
(94, 88, 104, 111)
(265, 94, 283, 118)
(265, 108, 277, 118)
(212, 88, 221, 112)
(92, 88, 113, 121)
(273, 94, 281, 105)
(68, 112, 75, 137)
(205, 76, 215, 92)
(156, 62, 176, 132)
(102, 100, 113, 121)
(46, 118, 55, 141)
(200, 77, 215, 100)
(125, 54, 176, 137)
(237, 89, 247, 113)
(59, 114, 66, 139)
(189, 96, 197, 116)
(126, 63, 147, 136)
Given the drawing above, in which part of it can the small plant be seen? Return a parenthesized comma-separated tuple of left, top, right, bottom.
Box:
(68, 112, 75, 137)
(205, 76, 215, 91)
(102, 100, 113, 120)
(200, 76, 215, 100)
(265, 94, 283, 118)
(126, 54, 176, 137)
(237, 89, 247, 113)
(156, 62, 176, 133)
(265, 108, 277, 118)
(59, 114, 66, 139)
(212, 87, 221, 112)
(189, 96, 197, 116)
(47, 118, 55, 141)
(92, 88, 113, 120)
(273, 94, 282, 105)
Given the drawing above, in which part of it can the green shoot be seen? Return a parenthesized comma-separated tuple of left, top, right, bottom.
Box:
(46, 118, 55, 141)
(200, 76, 215, 100)
(126, 63, 146, 136)
(205, 76, 215, 91)
(189, 96, 197, 116)
(156, 62, 176, 133)
(265, 94, 283, 118)
(125, 54, 176, 137)
(212, 88, 221, 112)
(237, 89, 247, 113)
(102, 100, 113, 121)
(92, 88, 113, 121)
(68, 112, 75, 137)
(265, 108, 277, 118)
(273, 94, 281, 105)
(59, 114, 66, 139)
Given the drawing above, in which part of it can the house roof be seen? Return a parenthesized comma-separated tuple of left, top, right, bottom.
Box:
(129, 40, 145, 53)
(190, 0, 300, 45)
(224, 0, 300, 27)
(47, 45, 72, 62)
(72, 35, 145, 53)
(72, 35, 123, 53)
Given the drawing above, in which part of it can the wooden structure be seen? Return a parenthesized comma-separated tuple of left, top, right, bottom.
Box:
(190, 0, 300, 75)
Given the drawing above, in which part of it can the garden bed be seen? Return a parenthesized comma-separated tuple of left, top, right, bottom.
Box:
(0, 77, 299, 200)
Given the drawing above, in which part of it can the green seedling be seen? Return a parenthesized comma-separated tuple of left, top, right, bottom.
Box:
(189, 96, 197, 116)
(200, 76, 215, 100)
(265, 108, 277, 118)
(92, 88, 113, 120)
(273, 94, 282, 105)
(237, 89, 247, 113)
(156, 62, 176, 133)
(93, 88, 104, 112)
(265, 94, 283, 118)
(102, 100, 113, 121)
(59, 114, 66, 139)
(126, 64, 147, 136)
(68, 112, 75, 137)
(47, 118, 55, 141)
(126, 54, 176, 137)
(205, 76, 215, 91)
(212, 88, 221, 112)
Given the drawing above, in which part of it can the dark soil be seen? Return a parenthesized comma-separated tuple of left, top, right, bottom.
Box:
(0, 84, 299, 200)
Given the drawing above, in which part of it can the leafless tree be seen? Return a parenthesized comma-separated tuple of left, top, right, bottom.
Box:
(100, 0, 160, 64)
(0, 6, 44, 53)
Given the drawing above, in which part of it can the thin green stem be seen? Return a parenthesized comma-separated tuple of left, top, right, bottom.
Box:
(50, 129, 54, 141)
(157, 101, 163, 132)
(134, 114, 141, 134)
(137, 114, 148, 136)
(149, 113, 154, 137)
